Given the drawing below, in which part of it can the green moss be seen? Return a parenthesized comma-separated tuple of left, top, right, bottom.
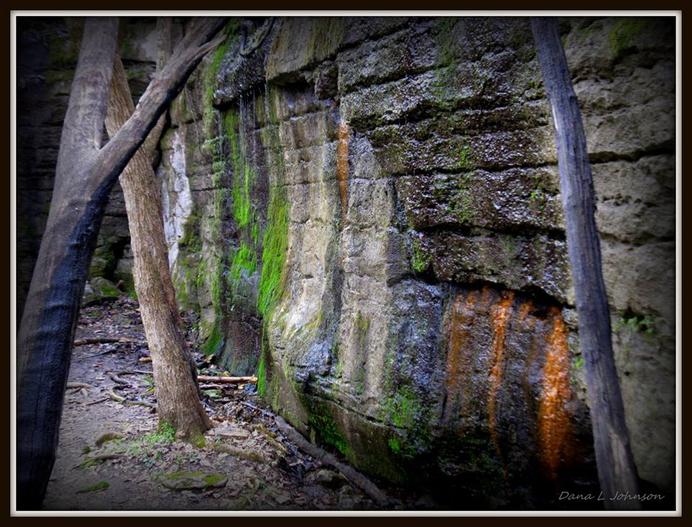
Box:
(573, 355, 585, 370)
(194, 258, 208, 290)
(256, 352, 267, 397)
(203, 21, 239, 133)
(143, 421, 176, 445)
(411, 237, 431, 273)
(308, 410, 351, 458)
(450, 173, 474, 224)
(209, 260, 223, 308)
(382, 385, 420, 430)
(224, 110, 255, 229)
(609, 18, 647, 59)
(229, 242, 257, 282)
(614, 312, 656, 336)
(388, 437, 401, 454)
(258, 193, 289, 316)
(529, 187, 547, 213)
(457, 144, 475, 171)
(355, 311, 370, 337)
(164, 470, 225, 485)
(192, 434, 206, 449)
(203, 473, 224, 485)
(77, 481, 109, 494)
(167, 470, 199, 481)
(201, 324, 224, 357)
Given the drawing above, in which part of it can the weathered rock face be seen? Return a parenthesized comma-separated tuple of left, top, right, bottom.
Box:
(16, 17, 166, 315)
(18, 15, 675, 507)
(155, 16, 675, 506)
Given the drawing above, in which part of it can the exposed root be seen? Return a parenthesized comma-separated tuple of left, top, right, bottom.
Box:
(66, 382, 91, 390)
(196, 375, 257, 384)
(74, 337, 145, 346)
(108, 387, 157, 410)
(274, 416, 392, 507)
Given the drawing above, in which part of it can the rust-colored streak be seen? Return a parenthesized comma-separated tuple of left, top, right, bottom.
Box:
(443, 291, 478, 423)
(487, 291, 515, 456)
(517, 299, 533, 322)
(336, 121, 349, 220)
(537, 307, 573, 480)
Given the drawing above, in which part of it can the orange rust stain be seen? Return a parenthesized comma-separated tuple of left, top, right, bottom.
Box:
(480, 285, 493, 307)
(336, 121, 350, 220)
(537, 307, 574, 480)
(443, 291, 478, 422)
(487, 291, 515, 456)
(517, 299, 533, 322)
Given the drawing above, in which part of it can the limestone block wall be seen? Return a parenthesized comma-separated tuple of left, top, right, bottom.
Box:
(158, 17, 675, 506)
(18, 15, 674, 508)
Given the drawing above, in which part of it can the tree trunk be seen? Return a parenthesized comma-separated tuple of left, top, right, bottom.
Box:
(16, 17, 225, 509)
(531, 17, 641, 510)
(105, 48, 210, 438)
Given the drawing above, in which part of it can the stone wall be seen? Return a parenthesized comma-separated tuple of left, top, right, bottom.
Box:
(157, 16, 674, 506)
(17, 15, 675, 508)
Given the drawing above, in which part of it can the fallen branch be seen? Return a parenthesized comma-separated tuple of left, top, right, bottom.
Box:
(274, 416, 392, 507)
(196, 375, 257, 384)
(138, 357, 152, 363)
(74, 337, 145, 346)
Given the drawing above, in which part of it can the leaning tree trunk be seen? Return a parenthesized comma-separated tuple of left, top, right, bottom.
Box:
(531, 18, 641, 510)
(16, 17, 225, 509)
(105, 47, 211, 437)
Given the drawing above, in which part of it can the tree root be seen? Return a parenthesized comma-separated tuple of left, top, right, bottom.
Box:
(108, 387, 157, 410)
(107, 370, 152, 386)
(196, 375, 257, 384)
(239, 401, 274, 419)
(74, 337, 145, 346)
(86, 397, 110, 406)
(66, 382, 91, 390)
(273, 416, 392, 507)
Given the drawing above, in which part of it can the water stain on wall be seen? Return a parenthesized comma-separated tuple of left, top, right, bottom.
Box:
(537, 307, 574, 480)
(336, 121, 350, 221)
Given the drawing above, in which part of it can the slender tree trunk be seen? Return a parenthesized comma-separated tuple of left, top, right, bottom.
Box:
(105, 46, 211, 437)
(16, 17, 225, 509)
(531, 18, 641, 510)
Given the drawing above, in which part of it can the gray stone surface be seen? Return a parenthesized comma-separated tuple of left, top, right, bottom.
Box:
(19, 15, 676, 507)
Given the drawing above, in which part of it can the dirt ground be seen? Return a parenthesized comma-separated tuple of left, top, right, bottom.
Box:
(42, 297, 426, 512)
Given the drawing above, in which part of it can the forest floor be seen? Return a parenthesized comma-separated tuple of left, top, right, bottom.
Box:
(43, 297, 425, 512)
